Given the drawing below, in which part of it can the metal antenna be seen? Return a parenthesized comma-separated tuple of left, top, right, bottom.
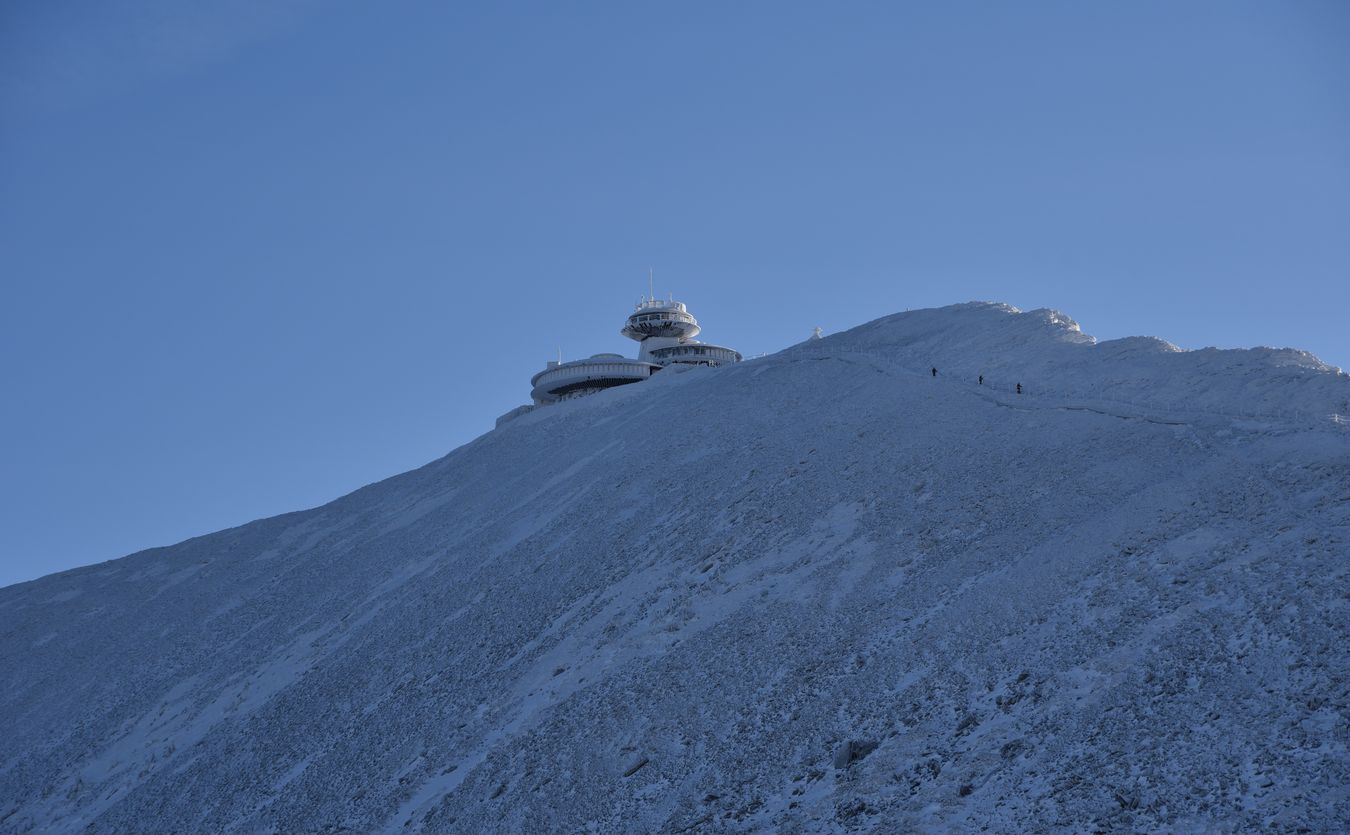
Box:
(648, 267, 654, 302)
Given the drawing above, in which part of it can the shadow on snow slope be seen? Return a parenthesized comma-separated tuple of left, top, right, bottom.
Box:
(1, 303, 1347, 833)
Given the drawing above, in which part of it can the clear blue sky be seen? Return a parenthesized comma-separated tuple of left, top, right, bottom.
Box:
(2, 1, 1347, 587)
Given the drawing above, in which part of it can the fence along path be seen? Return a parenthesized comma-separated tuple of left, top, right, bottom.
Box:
(780, 346, 1349, 433)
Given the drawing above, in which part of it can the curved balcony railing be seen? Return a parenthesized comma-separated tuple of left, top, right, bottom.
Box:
(648, 343, 742, 366)
(530, 358, 657, 403)
(633, 297, 688, 313)
(621, 310, 700, 341)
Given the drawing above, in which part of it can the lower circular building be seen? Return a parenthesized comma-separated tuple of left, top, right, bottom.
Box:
(529, 354, 657, 405)
(645, 342, 742, 367)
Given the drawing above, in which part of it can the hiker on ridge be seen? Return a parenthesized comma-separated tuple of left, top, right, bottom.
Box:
(931, 367, 937, 377)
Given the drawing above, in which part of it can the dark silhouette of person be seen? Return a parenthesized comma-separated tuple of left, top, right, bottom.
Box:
(931, 367, 937, 377)
(978, 375, 983, 385)
(1016, 382, 1022, 394)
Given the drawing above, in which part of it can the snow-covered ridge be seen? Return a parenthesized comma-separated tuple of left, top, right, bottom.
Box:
(793, 302, 1348, 427)
(1, 303, 1346, 832)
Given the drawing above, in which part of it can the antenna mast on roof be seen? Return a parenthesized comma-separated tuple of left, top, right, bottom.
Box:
(648, 267, 654, 302)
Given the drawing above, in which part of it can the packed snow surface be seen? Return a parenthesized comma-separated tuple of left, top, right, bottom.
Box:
(2, 302, 1348, 832)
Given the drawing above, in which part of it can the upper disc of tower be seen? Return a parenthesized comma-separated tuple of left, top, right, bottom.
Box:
(620, 297, 701, 342)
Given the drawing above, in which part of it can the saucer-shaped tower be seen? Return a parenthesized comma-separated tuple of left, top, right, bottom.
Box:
(525, 291, 740, 408)
(622, 296, 741, 367)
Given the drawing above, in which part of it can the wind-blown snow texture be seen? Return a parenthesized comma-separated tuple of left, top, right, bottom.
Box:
(3, 303, 1348, 833)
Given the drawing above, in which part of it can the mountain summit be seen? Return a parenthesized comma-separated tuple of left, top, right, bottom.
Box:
(3, 303, 1347, 832)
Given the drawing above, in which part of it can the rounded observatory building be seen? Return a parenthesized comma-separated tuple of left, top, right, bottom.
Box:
(524, 291, 741, 407)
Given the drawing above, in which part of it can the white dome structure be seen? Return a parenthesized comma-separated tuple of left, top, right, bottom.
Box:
(525, 291, 741, 407)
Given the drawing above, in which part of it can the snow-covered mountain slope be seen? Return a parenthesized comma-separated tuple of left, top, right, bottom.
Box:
(2, 302, 1347, 833)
